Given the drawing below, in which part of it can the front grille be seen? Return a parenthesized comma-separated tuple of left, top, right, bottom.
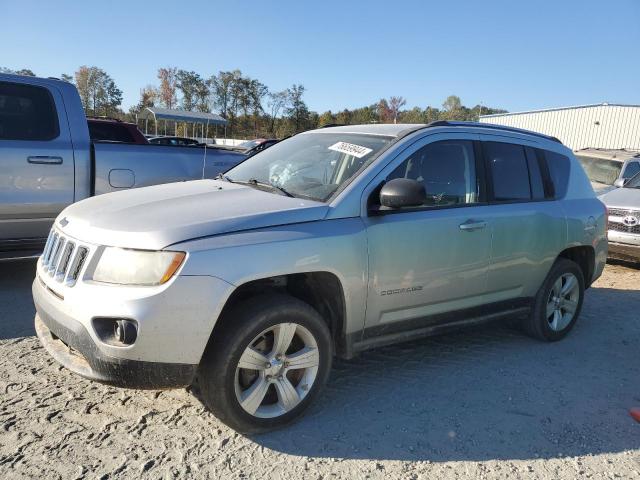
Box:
(609, 222, 640, 234)
(41, 229, 90, 286)
(608, 208, 640, 235)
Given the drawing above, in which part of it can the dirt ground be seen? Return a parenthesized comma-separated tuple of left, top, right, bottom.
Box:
(0, 259, 639, 479)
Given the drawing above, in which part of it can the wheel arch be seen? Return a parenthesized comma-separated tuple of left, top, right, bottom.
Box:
(207, 271, 349, 359)
(557, 245, 596, 288)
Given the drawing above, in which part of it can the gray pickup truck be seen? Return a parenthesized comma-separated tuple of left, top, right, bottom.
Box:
(0, 73, 244, 260)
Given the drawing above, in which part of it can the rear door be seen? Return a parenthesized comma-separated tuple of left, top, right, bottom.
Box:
(0, 80, 74, 246)
(479, 137, 566, 302)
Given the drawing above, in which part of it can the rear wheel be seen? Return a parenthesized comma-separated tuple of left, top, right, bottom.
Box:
(198, 294, 332, 434)
(523, 258, 585, 341)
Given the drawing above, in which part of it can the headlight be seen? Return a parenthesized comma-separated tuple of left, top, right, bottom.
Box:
(92, 248, 186, 286)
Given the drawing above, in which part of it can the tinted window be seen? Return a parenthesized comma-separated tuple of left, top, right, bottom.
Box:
(485, 142, 531, 201)
(623, 161, 640, 179)
(389, 140, 478, 207)
(88, 121, 135, 143)
(525, 147, 546, 200)
(544, 151, 571, 198)
(0, 81, 59, 140)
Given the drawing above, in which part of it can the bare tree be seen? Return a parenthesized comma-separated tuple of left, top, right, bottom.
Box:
(388, 96, 407, 124)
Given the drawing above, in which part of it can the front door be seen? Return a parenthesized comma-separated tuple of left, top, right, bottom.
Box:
(362, 134, 493, 339)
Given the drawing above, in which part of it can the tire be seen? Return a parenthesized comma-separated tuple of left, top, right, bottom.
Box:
(523, 258, 585, 341)
(197, 294, 332, 434)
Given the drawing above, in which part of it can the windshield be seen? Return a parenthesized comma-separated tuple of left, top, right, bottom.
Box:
(625, 171, 640, 188)
(576, 155, 623, 186)
(225, 132, 392, 201)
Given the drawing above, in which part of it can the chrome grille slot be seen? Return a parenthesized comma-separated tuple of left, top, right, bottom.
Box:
(44, 232, 59, 267)
(48, 236, 65, 275)
(66, 246, 88, 286)
(42, 231, 55, 266)
(55, 241, 75, 282)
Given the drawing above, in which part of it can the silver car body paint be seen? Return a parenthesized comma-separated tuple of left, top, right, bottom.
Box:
(32, 123, 607, 375)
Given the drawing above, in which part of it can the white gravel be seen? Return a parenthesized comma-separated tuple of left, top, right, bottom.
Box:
(1, 259, 639, 479)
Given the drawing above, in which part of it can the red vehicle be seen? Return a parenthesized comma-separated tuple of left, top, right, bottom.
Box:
(87, 117, 148, 144)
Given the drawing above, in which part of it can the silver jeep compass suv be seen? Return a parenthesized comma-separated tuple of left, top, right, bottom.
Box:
(33, 122, 607, 433)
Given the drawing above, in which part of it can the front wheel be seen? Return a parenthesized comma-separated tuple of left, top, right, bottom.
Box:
(198, 294, 332, 434)
(523, 258, 585, 341)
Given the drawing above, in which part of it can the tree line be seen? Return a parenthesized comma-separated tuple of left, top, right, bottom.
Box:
(2, 66, 507, 139)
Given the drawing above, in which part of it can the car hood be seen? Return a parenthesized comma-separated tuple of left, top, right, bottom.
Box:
(58, 180, 329, 250)
(598, 186, 640, 209)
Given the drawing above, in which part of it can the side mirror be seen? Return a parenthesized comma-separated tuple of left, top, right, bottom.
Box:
(614, 178, 626, 188)
(379, 178, 426, 209)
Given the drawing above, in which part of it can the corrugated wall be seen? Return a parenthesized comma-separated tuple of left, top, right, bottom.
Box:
(479, 105, 640, 151)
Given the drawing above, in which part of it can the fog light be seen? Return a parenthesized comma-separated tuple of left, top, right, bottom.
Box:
(92, 317, 138, 346)
(114, 319, 137, 345)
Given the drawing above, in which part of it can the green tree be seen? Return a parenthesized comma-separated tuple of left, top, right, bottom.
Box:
(285, 84, 309, 134)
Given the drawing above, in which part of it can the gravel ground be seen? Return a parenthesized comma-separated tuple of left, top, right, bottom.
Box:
(0, 259, 639, 479)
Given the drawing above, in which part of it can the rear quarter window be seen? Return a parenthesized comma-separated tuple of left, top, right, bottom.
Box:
(0, 81, 59, 141)
(544, 151, 571, 198)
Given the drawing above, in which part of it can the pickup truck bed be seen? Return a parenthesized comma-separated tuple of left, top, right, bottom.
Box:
(0, 74, 245, 260)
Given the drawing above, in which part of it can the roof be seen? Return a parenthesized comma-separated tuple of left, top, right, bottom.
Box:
(138, 107, 227, 125)
(310, 123, 426, 137)
(309, 121, 561, 143)
(480, 102, 640, 119)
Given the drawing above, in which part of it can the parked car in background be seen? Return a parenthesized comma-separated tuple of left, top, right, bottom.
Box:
(598, 171, 640, 264)
(574, 148, 640, 194)
(0, 73, 246, 260)
(148, 136, 202, 147)
(33, 121, 606, 433)
(87, 117, 148, 144)
(230, 138, 279, 155)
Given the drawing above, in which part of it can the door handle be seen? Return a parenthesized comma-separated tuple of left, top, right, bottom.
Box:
(27, 156, 63, 165)
(459, 219, 487, 231)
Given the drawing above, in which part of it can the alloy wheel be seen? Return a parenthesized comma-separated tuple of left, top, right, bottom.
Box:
(234, 323, 320, 418)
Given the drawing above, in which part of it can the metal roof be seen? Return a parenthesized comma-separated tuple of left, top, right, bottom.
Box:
(480, 102, 640, 119)
(138, 107, 227, 125)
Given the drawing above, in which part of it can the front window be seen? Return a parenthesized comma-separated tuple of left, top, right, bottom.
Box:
(225, 132, 392, 202)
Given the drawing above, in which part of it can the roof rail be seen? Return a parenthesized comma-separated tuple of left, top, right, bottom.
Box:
(426, 120, 563, 144)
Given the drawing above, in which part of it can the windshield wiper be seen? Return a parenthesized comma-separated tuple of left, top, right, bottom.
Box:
(245, 178, 294, 197)
(215, 173, 234, 183)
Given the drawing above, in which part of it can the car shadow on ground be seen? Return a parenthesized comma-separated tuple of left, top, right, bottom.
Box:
(251, 286, 640, 462)
(0, 259, 37, 340)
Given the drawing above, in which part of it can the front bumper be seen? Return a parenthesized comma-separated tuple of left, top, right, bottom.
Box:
(608, 241, 640, 263)
(33, 253, 235, 389)
(35, 312, 196, 389)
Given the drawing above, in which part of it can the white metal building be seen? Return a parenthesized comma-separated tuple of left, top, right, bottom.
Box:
(479, 103, 640, 151)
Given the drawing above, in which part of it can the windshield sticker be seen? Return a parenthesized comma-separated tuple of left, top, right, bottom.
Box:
(328, 141, 373, 158)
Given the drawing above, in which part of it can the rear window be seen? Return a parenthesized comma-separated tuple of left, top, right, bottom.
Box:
(484, 142, 531, 201)
(88, 121, 135, 143)
(0, 81, 59, 141)
(545, 151, 571, 198)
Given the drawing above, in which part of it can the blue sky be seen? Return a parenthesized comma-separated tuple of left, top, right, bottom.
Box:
(2, 0, 639, 113)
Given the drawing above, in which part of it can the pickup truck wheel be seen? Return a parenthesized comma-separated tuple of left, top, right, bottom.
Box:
(198, 294, 332, 434)
(523, 258, 585, 341)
